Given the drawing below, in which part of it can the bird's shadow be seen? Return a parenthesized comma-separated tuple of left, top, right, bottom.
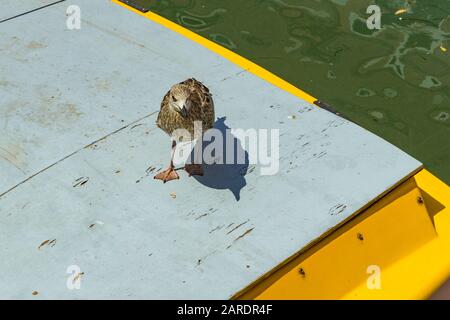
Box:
(187, 117, 249, 201)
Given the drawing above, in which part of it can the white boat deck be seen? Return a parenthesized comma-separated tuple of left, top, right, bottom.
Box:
(0, 0, 421, 299)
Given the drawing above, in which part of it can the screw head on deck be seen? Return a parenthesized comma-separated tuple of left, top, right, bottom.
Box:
(299, 268, 306, 277)
(417, 196, 424, 205)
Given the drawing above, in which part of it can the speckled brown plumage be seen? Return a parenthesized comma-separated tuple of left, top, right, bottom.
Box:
(156, 78, 215, 141)
(154, 78, 215, 182)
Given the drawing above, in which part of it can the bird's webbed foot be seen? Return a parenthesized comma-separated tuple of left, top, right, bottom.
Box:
(154, 167, 179, 183)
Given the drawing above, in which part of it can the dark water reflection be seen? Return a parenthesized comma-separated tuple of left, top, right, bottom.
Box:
(135, 0, 450, 183)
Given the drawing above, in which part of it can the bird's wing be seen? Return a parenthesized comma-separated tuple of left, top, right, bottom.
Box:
(183, 78, 215, 129)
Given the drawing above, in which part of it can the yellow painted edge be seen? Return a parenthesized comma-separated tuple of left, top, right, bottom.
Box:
(234, 169, 450, 299)
(111, 0, 318, 104)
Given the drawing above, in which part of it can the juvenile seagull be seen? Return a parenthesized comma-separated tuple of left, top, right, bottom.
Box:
(154, 78, 215, 183)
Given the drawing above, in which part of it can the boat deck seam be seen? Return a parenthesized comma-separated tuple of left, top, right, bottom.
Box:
(0, 0, 66, 24)
(0, 111, 158, 199)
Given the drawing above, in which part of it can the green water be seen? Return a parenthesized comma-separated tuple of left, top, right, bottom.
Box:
(138, 0, 450, 183)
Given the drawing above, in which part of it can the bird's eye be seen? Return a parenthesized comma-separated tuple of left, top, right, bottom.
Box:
(172, 95, 177, 102)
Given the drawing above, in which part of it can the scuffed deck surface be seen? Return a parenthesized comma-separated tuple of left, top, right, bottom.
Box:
(0, 0, 421, 299)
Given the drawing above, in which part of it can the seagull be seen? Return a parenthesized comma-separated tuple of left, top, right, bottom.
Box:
(154, 78, 215, 183)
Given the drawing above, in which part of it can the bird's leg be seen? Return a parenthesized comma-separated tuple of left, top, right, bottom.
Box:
(185, 141, 204, 177)
(154, 141, 179, 183)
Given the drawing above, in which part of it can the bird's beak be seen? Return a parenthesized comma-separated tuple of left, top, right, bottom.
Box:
(181, 106, 188, 118)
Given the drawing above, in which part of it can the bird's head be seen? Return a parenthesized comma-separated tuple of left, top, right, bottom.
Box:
(169, 84, 192, 118)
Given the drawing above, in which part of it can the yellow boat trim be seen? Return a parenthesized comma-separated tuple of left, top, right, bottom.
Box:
(112, 1, 450, 299)
(235, 169, 450, 299)
(111, 0, 317, 104)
